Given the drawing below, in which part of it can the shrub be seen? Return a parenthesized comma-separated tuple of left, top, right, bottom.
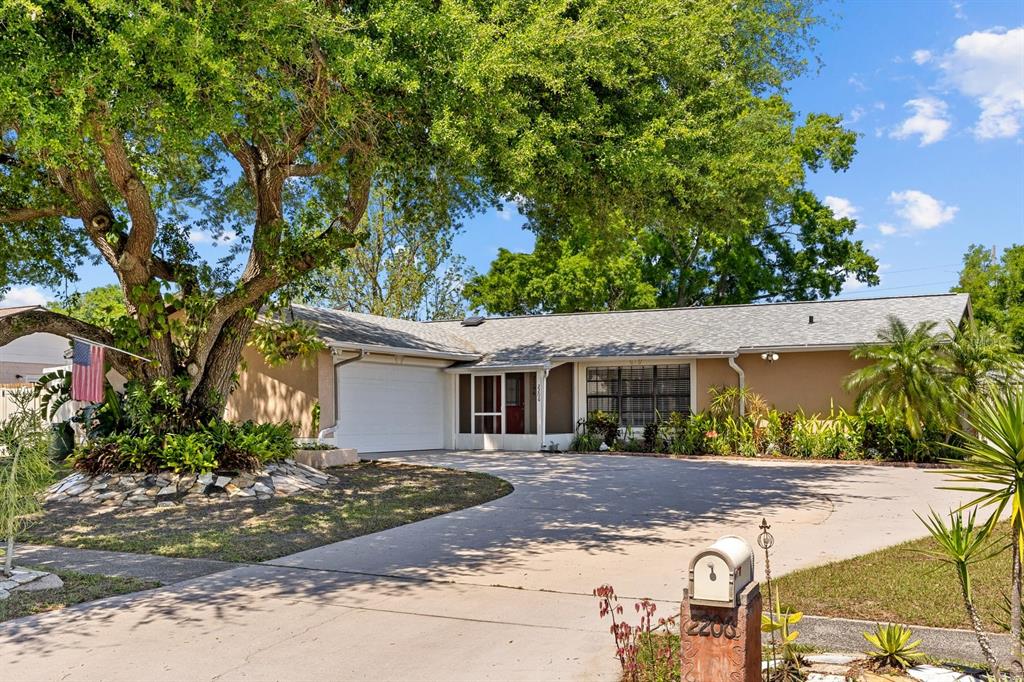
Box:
(569, 432, 602, 452)
(161, 432, 218, 473)
(863, 622, 924, 671)
(71, 419, 294, 475)
(593, 585, 677, 682)
(585, 411, 621, 446)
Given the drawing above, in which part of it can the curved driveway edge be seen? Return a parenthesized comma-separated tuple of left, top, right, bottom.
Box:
(0, 451, 973, 681)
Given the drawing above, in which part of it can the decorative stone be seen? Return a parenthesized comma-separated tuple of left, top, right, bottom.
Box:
(0, 569, 64, 599)
(44, 460, 337, 511)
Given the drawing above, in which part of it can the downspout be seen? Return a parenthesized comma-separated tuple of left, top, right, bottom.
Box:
(318, 349, 368, 442)
(728, 353, 746, 417)
(539, 368, 549, 450)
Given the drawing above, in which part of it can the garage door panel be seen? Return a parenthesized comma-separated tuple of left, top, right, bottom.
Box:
(336, 362, 445, 452)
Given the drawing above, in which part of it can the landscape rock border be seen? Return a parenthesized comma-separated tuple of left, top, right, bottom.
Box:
(44, 460, 338, 510)
(0, 568, 64, 600)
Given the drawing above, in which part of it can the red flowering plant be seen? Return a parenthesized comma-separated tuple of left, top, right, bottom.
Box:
(594, 585, 678, 682)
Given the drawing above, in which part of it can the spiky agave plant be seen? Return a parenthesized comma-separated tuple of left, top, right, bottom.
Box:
(863, 623, 924, 671)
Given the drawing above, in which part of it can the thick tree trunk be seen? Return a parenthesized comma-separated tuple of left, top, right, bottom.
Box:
(187, 309, 260, 421)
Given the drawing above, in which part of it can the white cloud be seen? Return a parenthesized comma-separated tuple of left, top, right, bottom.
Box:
(848, 76, 868, 92)
(888, 190, 958, 230)
(912, 49, 934, 65)
(189, 229, 237, 245)
(842, 273, 870, 292)
(878, 223, 898, 236)
(0, 285, 48, 308)
(890, 97, 952, 145)
(824, 195, 859, 220)
(848, 106, 866, 123)
(940, 27, 1024, 139)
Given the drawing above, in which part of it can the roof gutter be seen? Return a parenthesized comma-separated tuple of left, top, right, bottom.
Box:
(328, 341, 479, 362)
(728, 353, 746, 417)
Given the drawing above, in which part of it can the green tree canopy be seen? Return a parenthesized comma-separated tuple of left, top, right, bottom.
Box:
(305, 187, 474, 320)
(954, 244, 1024, 353)
(466, 119, 878, 314)
(2, 0, 835, 420)
(49, 285, 127, 331)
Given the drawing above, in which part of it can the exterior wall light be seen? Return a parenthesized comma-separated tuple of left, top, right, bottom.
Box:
(760, 352, 780, 363)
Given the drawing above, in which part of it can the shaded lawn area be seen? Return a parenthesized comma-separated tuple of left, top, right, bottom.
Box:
(0, 567, 158, 624)
(24, 461, 513, 563)
(775, 521, 1011, 631)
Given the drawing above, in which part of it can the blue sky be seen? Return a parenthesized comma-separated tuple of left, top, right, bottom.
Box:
(2, 0, 1021, 308)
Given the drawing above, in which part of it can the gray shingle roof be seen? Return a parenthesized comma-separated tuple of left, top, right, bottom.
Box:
(293, 294, 971, 368)
(289, 306, 477, 359)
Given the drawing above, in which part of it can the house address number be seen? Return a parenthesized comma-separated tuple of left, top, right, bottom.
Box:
(684, 615, 739, 640)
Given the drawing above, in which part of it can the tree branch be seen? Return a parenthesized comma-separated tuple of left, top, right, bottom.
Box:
(0, 308, 139, 378)
(0, 206, 71, 223)
(90, 113, 159, 267)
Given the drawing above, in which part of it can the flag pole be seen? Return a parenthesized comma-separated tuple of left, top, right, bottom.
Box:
(68, 335, 153, 363)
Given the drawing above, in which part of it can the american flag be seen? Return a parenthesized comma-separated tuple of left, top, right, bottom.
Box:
(71, 339, 105, 403)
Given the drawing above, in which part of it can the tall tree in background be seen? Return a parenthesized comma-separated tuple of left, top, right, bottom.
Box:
(308, 188, 474, 320)
(1, 0, 840, 422)
(466, 120, 879, 314)
(955, 244, 1024, 353)
(49, 285, 127, 331)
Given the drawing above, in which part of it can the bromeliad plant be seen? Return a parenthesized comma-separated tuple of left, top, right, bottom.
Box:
(862, 623, 924, 671)
(762, 589, 807, 682)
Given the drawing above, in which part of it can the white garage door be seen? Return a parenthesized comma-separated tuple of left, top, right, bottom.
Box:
(336, 361, 446, 452)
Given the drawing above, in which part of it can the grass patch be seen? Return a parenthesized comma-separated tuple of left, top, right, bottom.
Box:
(0, 567, 158, 623)
(24, 461, 513, 563)
(775, 521, 1011, 631)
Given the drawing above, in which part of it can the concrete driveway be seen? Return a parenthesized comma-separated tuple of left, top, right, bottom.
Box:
(0, 451, 969, 681)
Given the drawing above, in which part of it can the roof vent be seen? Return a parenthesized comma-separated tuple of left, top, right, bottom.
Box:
(808, 315, 815, 324)
(461, 315, 486, 327)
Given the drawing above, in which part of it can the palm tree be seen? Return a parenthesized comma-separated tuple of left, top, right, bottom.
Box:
(943, 387, 1024, 670)
(844, 315, 954, 439)
(942, 319, 1022, 398)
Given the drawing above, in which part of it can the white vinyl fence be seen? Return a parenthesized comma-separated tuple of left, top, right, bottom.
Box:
(0, 386, 42, 424)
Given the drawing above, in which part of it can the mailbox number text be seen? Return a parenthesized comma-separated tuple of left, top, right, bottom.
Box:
(685, 615, 739, 640)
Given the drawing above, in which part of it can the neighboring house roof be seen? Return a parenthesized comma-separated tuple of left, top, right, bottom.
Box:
(293, 293, 971, 369)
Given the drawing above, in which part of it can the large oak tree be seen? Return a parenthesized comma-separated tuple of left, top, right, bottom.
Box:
(2, 0, 830, 421)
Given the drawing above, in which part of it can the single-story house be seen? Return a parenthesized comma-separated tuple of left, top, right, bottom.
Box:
(224, 293, 971, 453)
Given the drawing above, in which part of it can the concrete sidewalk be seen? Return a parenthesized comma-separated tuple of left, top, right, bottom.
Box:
(12, 543, 237, 584)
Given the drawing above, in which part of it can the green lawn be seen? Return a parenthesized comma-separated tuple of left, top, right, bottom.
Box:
(775, 521, 1011, 631)
(25, 461, 513, 563)
(0, 567, 158, 624)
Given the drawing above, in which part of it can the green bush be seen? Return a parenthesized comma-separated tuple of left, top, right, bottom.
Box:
(161, 432, 218, 473)
(71, 419, 294, 475)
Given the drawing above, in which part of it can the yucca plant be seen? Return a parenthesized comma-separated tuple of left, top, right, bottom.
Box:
(917, 508, 1000, 673)
(942, 387, 1024, 667)
(863, 622, 924, 671)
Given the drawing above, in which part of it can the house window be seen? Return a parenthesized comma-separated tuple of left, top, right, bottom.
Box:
(586, 364, 690, 427)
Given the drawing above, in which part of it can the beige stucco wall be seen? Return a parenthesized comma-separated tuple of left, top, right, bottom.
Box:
(695, 350, 870, 416)
(225, 347, 326, 436)
(545, 362, 574, 433)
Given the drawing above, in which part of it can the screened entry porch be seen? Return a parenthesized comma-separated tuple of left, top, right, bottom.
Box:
(453, 364, 575, 451)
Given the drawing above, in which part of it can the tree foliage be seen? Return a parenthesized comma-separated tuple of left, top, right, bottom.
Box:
(844, 316, 955, 439)
(306, 187, 474, 320)
(2, 0, 835, 420)
(465, 117, 879, 314)
(954, 244, 1024, 353)
(49, 285, 127, 331)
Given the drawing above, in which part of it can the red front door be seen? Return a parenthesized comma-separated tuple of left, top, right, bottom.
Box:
(505, 372, 525, 434)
